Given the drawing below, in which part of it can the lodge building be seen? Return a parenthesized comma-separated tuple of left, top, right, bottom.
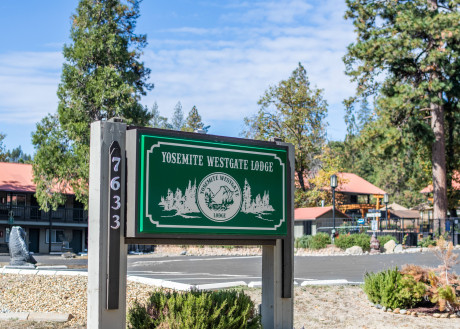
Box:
(0, 162, 87, 254)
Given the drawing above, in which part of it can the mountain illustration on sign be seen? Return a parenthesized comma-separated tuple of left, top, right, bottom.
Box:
(158, 178, 275, 220)
(204, 185, 234, 211)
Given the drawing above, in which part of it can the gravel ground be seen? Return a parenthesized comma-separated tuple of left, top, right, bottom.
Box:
(1, 274, 459, 328)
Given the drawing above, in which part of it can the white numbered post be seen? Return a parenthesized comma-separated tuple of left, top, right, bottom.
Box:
(87, 119, 127, 328)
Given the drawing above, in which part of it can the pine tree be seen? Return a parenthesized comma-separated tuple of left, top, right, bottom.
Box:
(171, 102, 185, 130)
(150, 102, 172, 129)
(344, 0, 460, 231)
(182, 106, 210, 132)
(242, 179, 252, 212)
(32, 0, 153, 210)
(243, 63, 328, 193)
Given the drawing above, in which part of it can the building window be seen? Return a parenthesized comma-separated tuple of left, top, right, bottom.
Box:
(5, 228, 10, 243)
(8, 194, 26, 207)
(45, 229, 65, 243)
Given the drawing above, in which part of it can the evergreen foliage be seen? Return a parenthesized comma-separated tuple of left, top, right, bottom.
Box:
(377, 235, 398, 247)
(334, 233, 371, 251)
(295, 235, 313, 249)
(32, 0, 153, 210)
(127, 289, 261, 329)
(242, 63, 328, 198)
(309, 232, 331, 250)
(150, 102, 172, 129)
(171, 102, 185, 130)
(0, 133, 6, 162)
(363, 268, 426, 309)
(344, 0, 460, 224)
(182, 106, 210, 133)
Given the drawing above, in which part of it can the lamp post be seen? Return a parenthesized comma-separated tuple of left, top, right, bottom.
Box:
(383, 193, 389, 230)
(330, 174, 338, 240)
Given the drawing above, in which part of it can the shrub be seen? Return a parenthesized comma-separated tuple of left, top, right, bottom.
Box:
(418, 236, 436, 248)
(309, 232, 331, 250)
(363, 268, 426, 309)
(378, 235, 397, 246)
(127, 289, 261, 329)
(334, 233, 371, 251)
(295, 235, 313, 248)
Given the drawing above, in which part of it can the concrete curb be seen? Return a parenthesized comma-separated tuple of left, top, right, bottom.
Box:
(0, 311, 71, 322)
(301, 279, 350, 286)
(194, 281, 247, 290)
(127, 275, 192, 291)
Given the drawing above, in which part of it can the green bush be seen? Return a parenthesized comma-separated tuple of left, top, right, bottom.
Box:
(295, 235, 313, 248)
(363, 268, 426, 309)
(334, 233, 371, 251)
(127, 289, 261, 329)
(378, 235, 397, 246)
(309, 232, 331, 250)
(418, 236, 436, 248)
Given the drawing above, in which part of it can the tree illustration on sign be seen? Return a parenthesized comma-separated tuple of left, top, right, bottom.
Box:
(241, 179, 274, 217)
(158, 180, 200, 217)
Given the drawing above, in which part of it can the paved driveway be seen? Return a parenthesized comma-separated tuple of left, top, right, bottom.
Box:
(1, 251, 459, 285)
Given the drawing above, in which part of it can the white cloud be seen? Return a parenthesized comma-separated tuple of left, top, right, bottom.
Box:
(0, 0, 356, 144)
(143, 0, 356, 136)
(0, 52, 62, 123)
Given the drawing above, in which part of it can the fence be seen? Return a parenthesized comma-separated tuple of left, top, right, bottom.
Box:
(0, 204, 88, 223)
(310, 217, 460, 246)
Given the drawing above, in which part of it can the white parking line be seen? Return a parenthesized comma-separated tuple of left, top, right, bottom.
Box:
(130, 256, 260, 266)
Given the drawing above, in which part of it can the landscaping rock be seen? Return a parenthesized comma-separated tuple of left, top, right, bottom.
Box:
(394, 308, 400, 314)
(433, 313, 441, 318)
(61, 252, 76, 259)
(394, 244, 404, 253)
(383, 240, 396, 253)
(345, 246, 363, 255)
(440, 313, 449, 318)
(382, 306, 387, 312)
(387, 308, 392, 312)
(450, 314, 458, 318)
(400, 309, 407, 315)
(375, 304, 382, 309)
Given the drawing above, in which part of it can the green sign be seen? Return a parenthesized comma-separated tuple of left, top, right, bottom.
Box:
(128, 129, 289, 237)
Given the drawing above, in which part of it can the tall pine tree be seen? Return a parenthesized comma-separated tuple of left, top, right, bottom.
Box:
(344, 0, 460, 230)
(243, 63, 328, 194)
(32, 0, 153, 210)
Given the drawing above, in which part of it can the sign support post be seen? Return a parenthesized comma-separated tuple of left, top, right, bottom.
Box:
(87, 119, 127, 329)
(261, 141, 294, 329)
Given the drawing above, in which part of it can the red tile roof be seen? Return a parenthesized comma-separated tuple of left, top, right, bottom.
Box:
(336, 173, 386, 195)
(420, 171, 460, 193)
(0, 162, 35, 192)
(295, 172, 386, 195)
(295, 206, 349, 220)
(0, 162, 74, 194)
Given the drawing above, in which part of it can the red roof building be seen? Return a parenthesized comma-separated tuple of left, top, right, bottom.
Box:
(420, 171, 460, 194)
(294, 206, 350, 237)
(0, 162, 86, 254)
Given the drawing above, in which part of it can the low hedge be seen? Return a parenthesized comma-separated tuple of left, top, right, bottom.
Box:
(295, 233, 331, 250)
(378, 235, 398, 246)
(128, 289, 261, 329)
(334, 233, 371, 251)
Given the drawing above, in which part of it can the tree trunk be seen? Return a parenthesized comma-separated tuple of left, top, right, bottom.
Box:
(428, 1, 448, 234)
(297, 170, 306, 191)
(431, 99, 448, 234)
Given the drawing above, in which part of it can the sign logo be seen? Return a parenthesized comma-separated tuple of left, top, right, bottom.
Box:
(197, 173, 242, 222)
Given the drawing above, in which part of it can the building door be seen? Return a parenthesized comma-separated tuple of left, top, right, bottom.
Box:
(29, 229, 40, 253)
(70, 230, 82, 253)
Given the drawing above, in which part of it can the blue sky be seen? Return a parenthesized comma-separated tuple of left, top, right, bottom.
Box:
(0, 0, 355, 156)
